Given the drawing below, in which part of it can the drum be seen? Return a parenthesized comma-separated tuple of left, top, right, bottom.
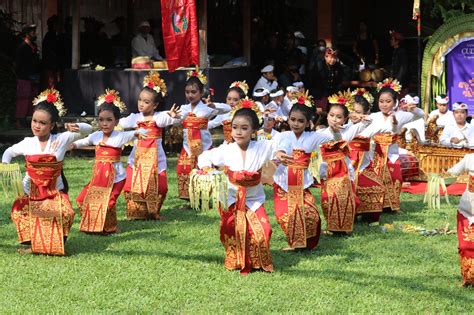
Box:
(399, 153, 420, 181)
(359, 69, 372, 82)
(371, 68, 385, 82)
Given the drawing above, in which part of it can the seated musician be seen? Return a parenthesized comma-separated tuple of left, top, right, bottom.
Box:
(439, 102, 474, 148)
(429, 94, 455, 127)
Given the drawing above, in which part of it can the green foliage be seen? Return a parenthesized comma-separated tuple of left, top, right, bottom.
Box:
(0, 157, 472, 312)
(429, 0, 474, 22)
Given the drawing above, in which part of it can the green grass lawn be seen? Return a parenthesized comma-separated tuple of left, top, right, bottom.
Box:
(0, 156, 473, 313)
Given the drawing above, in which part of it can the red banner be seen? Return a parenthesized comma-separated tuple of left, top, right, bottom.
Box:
(161, 0, 199, 72)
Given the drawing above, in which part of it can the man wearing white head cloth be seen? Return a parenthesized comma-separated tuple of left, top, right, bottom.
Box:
(253, 65, 279, 94)
(428, 94, 456, 127)
(131, 21, 163, 60)
(400, 94, 426, 143)
(267, 89, 289, 121)
(440, 102, 474, 148)
(253, 88, 270, 113)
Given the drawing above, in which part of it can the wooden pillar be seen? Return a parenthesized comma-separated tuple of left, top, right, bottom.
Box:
(46, 0, 58, 17)
(316, 0, 333, 46)
(198, 0, 208, 68)
(242, 0, 251, 65)
(71, 0, 81, 69)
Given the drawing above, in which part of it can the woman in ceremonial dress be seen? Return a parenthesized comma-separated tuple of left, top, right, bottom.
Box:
(2, 89, 92, 255)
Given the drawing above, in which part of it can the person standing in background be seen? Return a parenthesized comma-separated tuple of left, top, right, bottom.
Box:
(15, 24, 40, 128)
(131, 21, 163, 61)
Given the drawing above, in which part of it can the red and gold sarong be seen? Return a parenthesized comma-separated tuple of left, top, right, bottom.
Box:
(124, 120, 166, 219)
(11, 154, 74, 255)
(273, 149, 321, 249)
(458, 210, 474, 286)
(177, 113, 208, 199)
(76, 144, 122, 233)
(357, 134, 400, 217)
(320, 140, 358, 232)
(220, 168, 273, 274)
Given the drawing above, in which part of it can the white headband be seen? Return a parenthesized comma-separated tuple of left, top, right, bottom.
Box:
(293, 81, 304, 88)
(402, 95, 419, 105)
(253, 88, 269, 97)
(453, 102, 468, 111)
(270, 90, 284, 98)
(286, 86, 298, 93)
(435, 95, 449, 104)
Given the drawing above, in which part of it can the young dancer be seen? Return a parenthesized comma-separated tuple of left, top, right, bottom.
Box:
(119, 71, 180, 220)
(446, 154, 474, 286)
(176, 69, 231, 199)
(356, 78, 424, 222)
(198, 99, 277, 274)
(74, 89, 147, 233)
(2, 89, 92, 255)
(208, 81, 248, 143)
(272, 93, 333, 250)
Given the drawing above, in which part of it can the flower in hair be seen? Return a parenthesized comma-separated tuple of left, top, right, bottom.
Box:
(33, 88, 67, 117)
(97, 89, 127, 113)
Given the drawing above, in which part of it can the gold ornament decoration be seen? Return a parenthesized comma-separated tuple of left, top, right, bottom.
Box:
(377, 77, 402, 93)
(143, 71, 167, 97)
(290, 90, 314, 108)
(97, 89, 127, 113)
(33, 88, 67, 117)
(186, 66, 208, 85)
(328, 89, 355, 112)
(229, 80, 249, 95)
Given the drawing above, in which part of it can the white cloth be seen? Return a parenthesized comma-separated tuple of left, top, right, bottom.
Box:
(73, 130, 137, 183)
(429, 109, 456, 127)
(358, 108, 424, 171)
(178, 101, 231, 155)
(2, 123, 92, 194)
(207, 103, 231, 130)
(404, 118, 425, 142)
(279, 96, 293, 118)
(253, 76, 278, 95)
(198, 140, 277, 212)
(448, 154, 474, 225)
(273, 130, 333, 191)
(131, 34, 162, 60)
(439, 123, 474, 148)
(119, 111, 179, 173)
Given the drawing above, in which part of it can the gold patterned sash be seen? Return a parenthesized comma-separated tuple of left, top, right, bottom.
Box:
(182, 113, 208, 157)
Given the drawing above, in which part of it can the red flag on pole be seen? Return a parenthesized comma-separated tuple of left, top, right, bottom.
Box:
(161, 0, 199, 72)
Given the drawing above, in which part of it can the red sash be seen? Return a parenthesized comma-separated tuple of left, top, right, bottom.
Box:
(226, 167, 262, 269)
(130, 120, 162, 210)
(287, 149, 311, 248)
(348, 136, 370, 186)
(80, 144, 121, 233)
(25, 154, 64, 255)
(222, 120, 233, 143)
(182, 113, 208, 157)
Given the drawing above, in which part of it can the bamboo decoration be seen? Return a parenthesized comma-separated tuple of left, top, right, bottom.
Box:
(189, 169, 228, 212)
(0, 163, 23, 198)
(308, 149, 322, 183)
(423, 173, 451, 210)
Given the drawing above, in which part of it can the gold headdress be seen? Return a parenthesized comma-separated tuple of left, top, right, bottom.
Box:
(229, 80, 249, 95)
(143, 71, 167, 97)
(33, 88, 67, 117)
(229, 97, 263, 124)
(328, 89, 355, 112)
(351, 87, 374, 105)
(290, 90, 314, 107)
(97, 89, 127, 113)
(376, 77, 402, 93)
(186, 66, 208, 85)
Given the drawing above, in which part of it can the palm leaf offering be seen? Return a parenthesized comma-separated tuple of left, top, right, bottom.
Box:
(189, 169, 228, 212)
(423, 173, 452, 210)
(0, 163, 23, 198)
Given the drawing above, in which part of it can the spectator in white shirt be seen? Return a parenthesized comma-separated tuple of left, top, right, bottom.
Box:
(429, 94, 456, 127)
(131, 21, 163, 60)
(253, 65, 278, 94)
(440, 102, 474, 148)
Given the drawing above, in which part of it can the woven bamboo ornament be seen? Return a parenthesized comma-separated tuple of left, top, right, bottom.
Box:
(189, 168, 228, 212)
(290, 90, 314, 107)
(33, 88, 67, 117)
(351, 87, 374, 105)
(328, 89, 355, 112)
(376, 77, 402, 93)
(0, 163, 23, 198)
(229, 98, 263, 124)
(143, 71, 167, 97)
(97, 89, 127, 113)
(229, 80, 249, 95)
(186, 66, 208, 85)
